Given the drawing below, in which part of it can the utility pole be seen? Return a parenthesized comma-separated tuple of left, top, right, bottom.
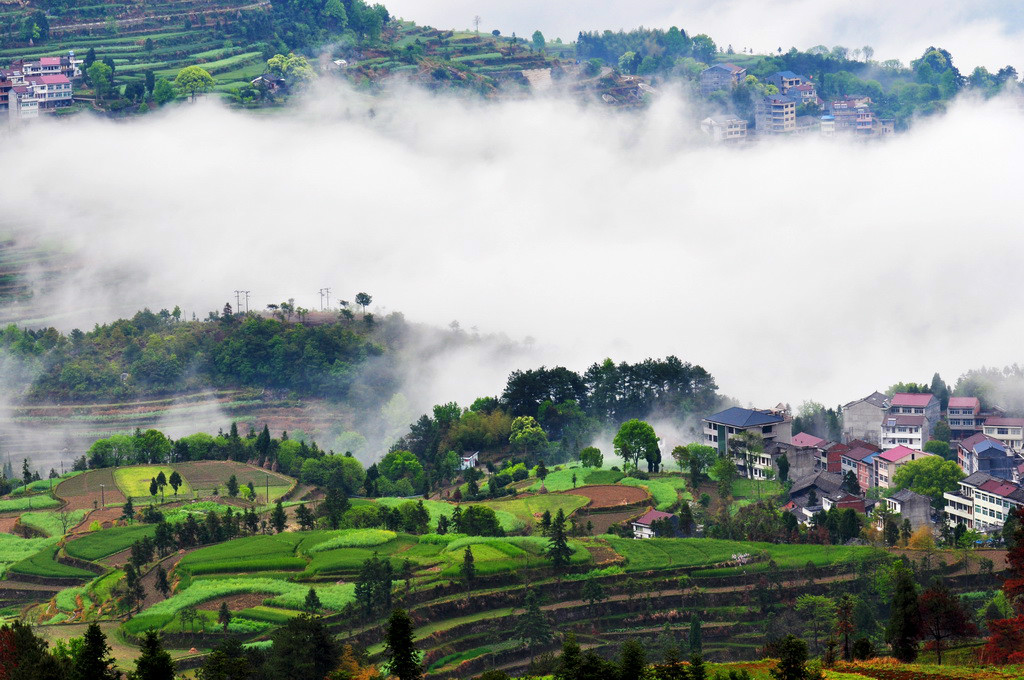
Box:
(100, 483, 105, 507)
(318, 288, 325, 311)
(233, 290, 241, 311)
(323, 287, 330, 310)
(242, 290, 251, 313)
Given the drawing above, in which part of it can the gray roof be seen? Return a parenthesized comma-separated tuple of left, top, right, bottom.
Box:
(890, 489, 929, 504)
(790, 471, 843, 497)
(704, 407, 784, 428)
(843, 391, 890, 410)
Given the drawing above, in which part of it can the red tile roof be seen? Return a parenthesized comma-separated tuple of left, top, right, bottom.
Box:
(843, 447, 876, 462)
(878, 446, 919, 463)
(985, 418, 1024, 427)
(960, 433, 1002, 450)
(948, 396, 980, 409)
(846, 439, 881, 452)
(979, 479, 1019, 497)
(39, 57, 61, 66)
(37, 74, 69, 85)
(891, 393, 935, 407)
(791, 432, 825, 448)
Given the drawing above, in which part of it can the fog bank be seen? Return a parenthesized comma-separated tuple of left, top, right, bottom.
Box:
(2, 84, 1023, 412)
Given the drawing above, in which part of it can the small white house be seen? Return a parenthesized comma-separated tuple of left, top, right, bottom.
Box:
(460, 451, 479, 470)
(631, 508, 674, 539)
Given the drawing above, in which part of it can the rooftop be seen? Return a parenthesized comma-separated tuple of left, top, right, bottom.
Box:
(878, 445, 920, 463)
(961, 433, 1003, 451)
(634, 508, 675, 526)
(704, 406, 785, 428)
(984, 417, 1024, 428)
(948, 396, 980, 410)
(890, 393, 936, 408)
(843, 446, 877, 462)
(843, 391, 889, 410)
(890, 489, 928, 504)
(791, 432, 825, 448)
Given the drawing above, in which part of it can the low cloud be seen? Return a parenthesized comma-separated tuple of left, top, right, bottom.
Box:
(1, 82, 1023, 425)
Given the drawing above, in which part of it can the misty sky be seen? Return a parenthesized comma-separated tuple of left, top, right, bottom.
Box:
(386, 0, 1024, 71)
(2, 84, 1023, 414)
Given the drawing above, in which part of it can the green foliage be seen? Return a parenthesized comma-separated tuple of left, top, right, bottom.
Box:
(125, 578, 355, 634)
(305, 529, 396, 552)
(0, 495, 60, 512)
(65, 524, 157, 561)
(10, 544, 95, 579)
(619, 476, 686, 510)
(18, 510, 85, 537)
(613, 419, 661, 471)
(892, 456, 964, 509)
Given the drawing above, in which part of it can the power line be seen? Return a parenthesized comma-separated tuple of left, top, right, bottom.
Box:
(243, 290, 251, 313)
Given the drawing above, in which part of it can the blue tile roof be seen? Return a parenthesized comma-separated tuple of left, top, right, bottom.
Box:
(705, 407, 784, 428)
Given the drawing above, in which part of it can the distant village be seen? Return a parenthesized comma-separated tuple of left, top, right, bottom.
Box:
(693, 392, 1021, 542)
(0, 51, 80, 120)
(699, 65, 892, 142)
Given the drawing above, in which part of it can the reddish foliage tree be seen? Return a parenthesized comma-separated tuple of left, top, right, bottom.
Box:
(918, 581, 977, 664)
(0, 627, 17, 680)
(982, 507, 1024, 663)
(981, 615, 1024, 664)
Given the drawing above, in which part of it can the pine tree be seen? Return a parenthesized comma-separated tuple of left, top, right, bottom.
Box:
(304, 587, 322, 614)
(271, 500, 287, 533)
(539, 510, 552, 536)
(546, 508, 572, 571)
(383, 608, 422, 680)
(122, 496, 135, 523)
(689, 613, 702, 654)
(769, 635, 809, 680)
(886, 559, 920, 662)
(74, 622, 119, 680)
(515, 591, 552, 663)
(554, 632, 583, 680)
(226, 474, 239, 497)
(688, 653, 706, 680)
(155, 565, 170, 598)
(836, 593, 855, 661)
(460, 547, 475, 587)
(618, 639, 646, 680)
(168, 470, 182, 496)
(132, 629, 175, 680)
(217, 601, 232, 632)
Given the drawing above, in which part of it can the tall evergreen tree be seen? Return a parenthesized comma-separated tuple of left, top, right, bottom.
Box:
(835, 593, 855, 661)
(886, 559, 920, 662)
(267, 614, 338, 680)
(689, 613, 702, 655)
(555, 633, 583, 680)
(546, 508, 572, 571)
(217, 602, 232, 632)
(618, 639, 647, 680)
(303, 587, 322, 614)
(460, 547, 475, 587)
(383, 608, 422, 680)
(73, 622, 119, 680)
(155, 565, 170, 598)
(271, 500, 287, 533)
(132, 630, 175, 680)
(515, 590, 553, 662)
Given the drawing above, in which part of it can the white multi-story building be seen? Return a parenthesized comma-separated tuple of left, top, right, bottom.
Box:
(880, 414, 927, 450)
(1, 53, 76, 120)
(700, 115, 748, 142)
(875, 446, 935, 489)
(982, 418, 1024, 452)
(944, 471, 1024, 531)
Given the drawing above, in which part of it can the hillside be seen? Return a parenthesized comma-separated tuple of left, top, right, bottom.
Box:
(0, 456, 1012, 678)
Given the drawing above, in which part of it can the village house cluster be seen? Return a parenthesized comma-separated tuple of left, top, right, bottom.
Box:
(0, 52, 80, 121)
(698, 66, 894, 142)
(640, 391, 1024, 542)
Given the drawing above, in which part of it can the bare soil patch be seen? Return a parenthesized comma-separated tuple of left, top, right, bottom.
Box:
(579, 509, 643, 535)
(563, 485, 648, 509)
(196, 592, 272, 611)
(56, 468, 125, 510)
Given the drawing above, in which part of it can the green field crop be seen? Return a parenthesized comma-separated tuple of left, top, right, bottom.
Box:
(10, 472, 82, 496)
(10, 544, 95, 579)
(305, 529, 396, 552)
(0, 534, 59, 573)
(19, 510, 86, 537)
(585, 469, 624, 485)
(55, 584, 90, 612)
(0, 495, 60, 512)
(476, 494, 588, 529)
(178, 533, 309, 575)
(114, 465, 192, 500)
(65, 524, 156, 561)
(235, 606, 300, 623)
(124, 578, 356, 634)
(528, 467, 585, 492)
(606, 537, 884, 572)
(619, 477, 681, 510)
(373, 497, 523, 533)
